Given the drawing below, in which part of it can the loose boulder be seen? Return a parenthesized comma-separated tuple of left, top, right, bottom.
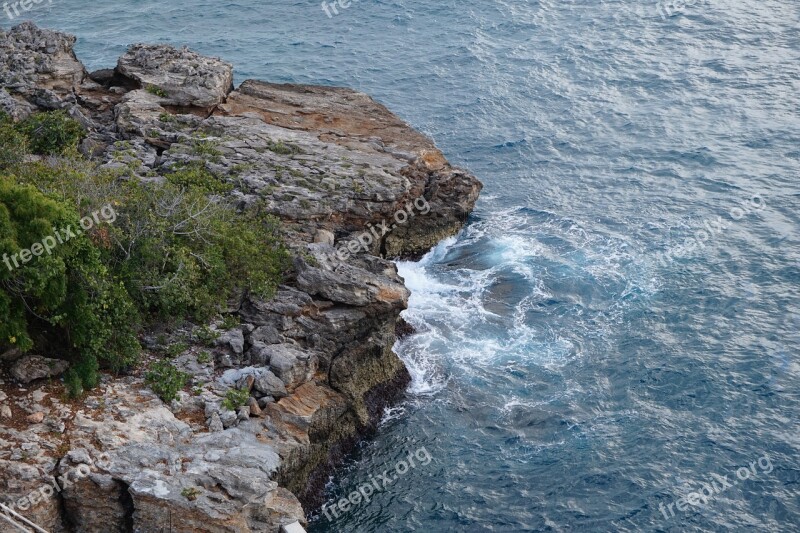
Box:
(10, 355, 69, 384)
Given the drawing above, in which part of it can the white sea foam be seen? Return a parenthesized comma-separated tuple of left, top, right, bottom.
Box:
(392, 203, 656, 399)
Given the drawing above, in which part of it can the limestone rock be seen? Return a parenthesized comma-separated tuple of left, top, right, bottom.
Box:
(253, 369, 289, 399)
(0, 87, 33, 120)
(267, 344, 318, 391)
(246, 397, 262, 417)
(295, 244, 410, 309)
(10, 355, 69, 384)
(208, 412, 224, 432)
(246, 341, 272, 366)
(250, 325, 281, 345)
(219, 408, 238, 429)
(0, 23, 482, 532)
(0, 347, 22, 363)
(116, 44, 233, 109)
(313, 229, 335, 246)
(217, 329, 245, 355)
(0, 23, 87, 106)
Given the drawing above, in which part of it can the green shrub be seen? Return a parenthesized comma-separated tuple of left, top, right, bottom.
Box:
(190, 138, 222, 161)
(113, 180, 290, 321)
(266, 140, 298, 155)
(0, 178, 140, 394)
(0, 114, 27, 169)
(219, 315, 239, 330)
(18, 111, 84, 155)
(165, 163, 231, 194)
(181, 487, 201, 501)
(63, 368, 84, 397)
(145, 360, 188, 403)
(195, 326, 220, 347)
(222, 388, 250, 411)
(146, 85, 168, 98)
(0, 110, 287, 394)
(164, 341, 189, 358)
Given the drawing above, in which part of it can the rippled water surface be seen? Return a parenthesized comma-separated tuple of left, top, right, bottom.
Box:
(9, 0, 800, 530)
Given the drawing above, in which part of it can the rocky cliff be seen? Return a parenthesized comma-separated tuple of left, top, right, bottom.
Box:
(0, 23, 481, 532)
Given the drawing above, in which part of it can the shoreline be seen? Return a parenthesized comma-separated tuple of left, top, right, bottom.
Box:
(0, 22, 481, 531)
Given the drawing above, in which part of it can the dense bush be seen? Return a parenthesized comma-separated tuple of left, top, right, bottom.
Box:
(111, 180, 289, 321)
(17, 110, 84, 155)
(165, 162, 232, 195)
(0, 114, 28, 169)
(0, 179, 140, 392)
(145, 360, 189, 403)
(0, 110, 289, 397)
(222, 388, 250, 411)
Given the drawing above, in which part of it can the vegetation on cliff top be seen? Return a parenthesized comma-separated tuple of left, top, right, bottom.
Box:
(0, 111, 290, 395)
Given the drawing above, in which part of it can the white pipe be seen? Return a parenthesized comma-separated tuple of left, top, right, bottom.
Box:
(0, 503, 49, 533)
(0, 509, 33, 533)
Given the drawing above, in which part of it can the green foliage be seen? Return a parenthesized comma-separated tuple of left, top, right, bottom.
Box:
(18, 111, 84, 155)
(112, 180, 290, 321)
(145, 360, 188, 403)
(222, 388, 250, 411)
(163, 341, 189, 358)
(181, 487, 201, 501)
(165, 163, 231, 194)
(196, 351, 211, 364)
(146, 85, 168, 98)
(0, 109, 288, 395)
(266, 140, 298, 156)
(219, 315, 239, 330)
(0, 114, 28, 169)
(0, 178, 140, 393)
(194, 325, 220, 347)
(64, 368, 84, 397)
(190, 138, 222, 161)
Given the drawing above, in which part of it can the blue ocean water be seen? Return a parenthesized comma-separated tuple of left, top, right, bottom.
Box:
(7, 0, 800, 530)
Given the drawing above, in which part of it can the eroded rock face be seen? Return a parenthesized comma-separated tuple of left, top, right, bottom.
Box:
(116, 44, 234, 110)
(0, 23, 481, 533)
(0, 22, 87, 111)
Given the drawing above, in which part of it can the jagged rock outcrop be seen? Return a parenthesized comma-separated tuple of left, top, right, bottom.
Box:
(116, 44, 234, 110)
(0, 23, 481, 533)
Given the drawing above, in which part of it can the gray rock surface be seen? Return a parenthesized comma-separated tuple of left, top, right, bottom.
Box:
(10, 355, 69, 384)
(253, 368, 289, 399)
(116, 43, 233, 109)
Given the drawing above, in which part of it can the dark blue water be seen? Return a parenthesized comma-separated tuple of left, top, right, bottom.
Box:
(9, 1, 800, 530)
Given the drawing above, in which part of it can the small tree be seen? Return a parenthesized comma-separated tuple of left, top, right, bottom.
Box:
(0, 178, 139, 393)
(18, 110, 84, 155)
